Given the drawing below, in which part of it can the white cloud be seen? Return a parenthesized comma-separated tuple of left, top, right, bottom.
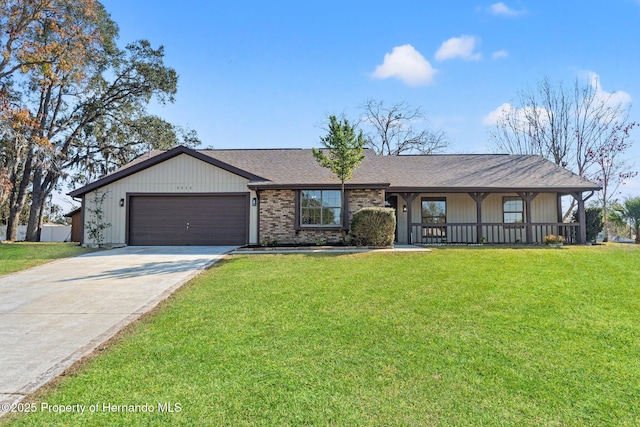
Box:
(586, 71, 632, 107)
(482, 102, 513, 125)
(482, 102, 549, 127)
(371, 44, 437, 86)
(435, 36, 482, 62)
(492, 49, 509, 59)
(489, 2, 527, 16)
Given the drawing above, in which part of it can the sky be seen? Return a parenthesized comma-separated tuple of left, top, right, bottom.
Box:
(57, 0, 640, 207)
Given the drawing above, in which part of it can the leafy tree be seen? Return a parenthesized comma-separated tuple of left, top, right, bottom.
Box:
(1, 96, 47, 240)
(360, 99, 448, 155)
(571, 206, 603, 243)
(0, 0, 197, 241)
(0, 0, 118, 82)
(609, 197, 640, 244)
(313, 115, 366, 239)
(488, 76, 635, 220)
(1, 0, 115, 240)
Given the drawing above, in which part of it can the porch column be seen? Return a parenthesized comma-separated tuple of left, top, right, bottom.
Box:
(556, 194, 564, 223)
(518, 192, 538, 243)
(469, 192, 488, 243)
(399, 193, 417, 244)
(572, 191, 594, 244)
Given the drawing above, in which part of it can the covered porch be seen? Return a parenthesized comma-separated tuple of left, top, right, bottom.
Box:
(387, 190, 594, 245)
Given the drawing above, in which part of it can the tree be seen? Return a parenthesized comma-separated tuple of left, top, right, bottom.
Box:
(1, 0, 116, 240)
(67, 115, 199, 187)
(488, 76, 634, 220)
(610, 197, 640, 244)
(0, 0, 195, 242)
(360, 99, 448, 155)
(1, 96, 45, 240)
(0, 0, 117, 82)
(571, 206, 603, 243)
(586, 122, 638, 241)
(312, 115, 366, 239)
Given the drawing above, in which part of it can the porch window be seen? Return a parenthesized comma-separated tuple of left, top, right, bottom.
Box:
(503, 197, 524, 223)
(422, 197, 446, 241)
(422, 198, 446, 223)
(300, 190, 341, 226)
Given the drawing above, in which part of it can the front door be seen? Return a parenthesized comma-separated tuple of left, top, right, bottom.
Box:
(385, 195, 398, 242)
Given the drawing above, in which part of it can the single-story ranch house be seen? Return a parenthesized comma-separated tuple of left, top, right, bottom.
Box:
(68, 145, 600, 247)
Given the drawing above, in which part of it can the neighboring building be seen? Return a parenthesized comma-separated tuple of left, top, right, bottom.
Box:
(68, 146, 600, 247)
(64, 207, 83, 243)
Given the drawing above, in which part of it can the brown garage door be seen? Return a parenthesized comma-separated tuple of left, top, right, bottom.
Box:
(128, 194, 248, 246)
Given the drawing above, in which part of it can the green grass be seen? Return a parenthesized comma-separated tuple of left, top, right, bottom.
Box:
(0, 242, 94, 275)
(4, 245, 640, 426)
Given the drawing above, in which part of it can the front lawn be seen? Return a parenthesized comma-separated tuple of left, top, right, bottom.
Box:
(4, 245, 640, 426)
(0, 242, 94, 276)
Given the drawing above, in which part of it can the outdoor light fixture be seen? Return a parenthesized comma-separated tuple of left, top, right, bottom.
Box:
(252, 197, 257, 206)
(119, 198, 125, 207)
(402, 205, 407, 213)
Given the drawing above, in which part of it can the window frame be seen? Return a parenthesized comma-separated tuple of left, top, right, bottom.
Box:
(503, 196, 525, 224)
(298, 189, 343, 228)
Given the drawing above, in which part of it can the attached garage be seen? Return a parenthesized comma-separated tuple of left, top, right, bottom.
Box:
(128, 194, 248, 246)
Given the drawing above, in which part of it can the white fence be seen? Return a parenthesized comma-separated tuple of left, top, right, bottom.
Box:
(0, 224, 72, 242)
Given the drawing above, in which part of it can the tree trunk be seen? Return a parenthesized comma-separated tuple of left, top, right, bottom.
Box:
(26, 168, 58, 242)
(5, 193, 24, 241)
(5, 151, 34, 241)
(25, 168, 44, 242)
(635, 228, 640, 244)
(602, 191, 608, 243)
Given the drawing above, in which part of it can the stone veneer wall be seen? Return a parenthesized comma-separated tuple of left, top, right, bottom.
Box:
(259, 188, 385, 245)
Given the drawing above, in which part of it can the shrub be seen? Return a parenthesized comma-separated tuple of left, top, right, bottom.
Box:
(571, 207, 603, 243)
(543, 234, 565, 245)
(350, 207, 396, 247)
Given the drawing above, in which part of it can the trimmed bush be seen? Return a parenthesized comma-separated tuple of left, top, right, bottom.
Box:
(350, 207, 396, 247)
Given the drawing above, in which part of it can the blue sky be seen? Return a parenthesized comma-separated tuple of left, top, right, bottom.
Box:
(63, 0, 640, 202)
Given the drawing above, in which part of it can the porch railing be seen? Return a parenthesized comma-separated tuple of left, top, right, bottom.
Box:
(411, 222, 579, 245)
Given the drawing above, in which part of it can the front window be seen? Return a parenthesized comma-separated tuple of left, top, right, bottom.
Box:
(503, 197, 524, 223)
(422, 198, 446, 223)
(421, 197, 447, 241)
(301, 190, 341, 226)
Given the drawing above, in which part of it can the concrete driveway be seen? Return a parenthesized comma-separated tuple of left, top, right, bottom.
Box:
(0, 246, 234, 414)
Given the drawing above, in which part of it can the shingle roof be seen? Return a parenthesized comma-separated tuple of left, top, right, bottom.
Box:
(68, 146, 600, 197)
(201, 149, 599, 192)
(200, 148, 388, 187)
(367, 154, 598, 191)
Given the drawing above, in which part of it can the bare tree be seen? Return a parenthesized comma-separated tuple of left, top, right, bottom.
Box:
(488, 76, 633, 220)
(586, 122, 638, 241)
(360, 100, 448, 155)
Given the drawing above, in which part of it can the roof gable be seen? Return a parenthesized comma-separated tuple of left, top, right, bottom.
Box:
(68, 146, 265, 197)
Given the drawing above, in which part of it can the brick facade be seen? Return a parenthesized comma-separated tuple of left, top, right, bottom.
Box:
(258, 188, 385, 245)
